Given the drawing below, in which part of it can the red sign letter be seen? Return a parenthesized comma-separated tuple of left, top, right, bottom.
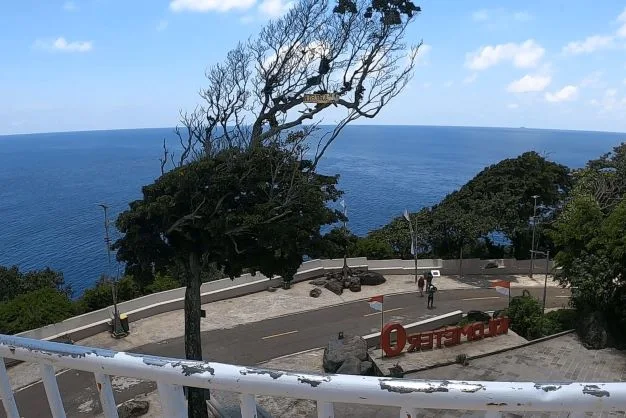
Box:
(381, 323, 407, 357)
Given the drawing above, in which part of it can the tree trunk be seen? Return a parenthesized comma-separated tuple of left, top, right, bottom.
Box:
(459, 244, 464, 279)
(185, 252, 208, 418)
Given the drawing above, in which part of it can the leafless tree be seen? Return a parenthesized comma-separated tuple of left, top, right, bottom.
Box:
(162, 0, 422, 171)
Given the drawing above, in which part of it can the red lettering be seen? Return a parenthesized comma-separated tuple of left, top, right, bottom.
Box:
(419, 332, 433, 350)
(471, 323, 485, 340)
(442, 328, 460, 347)
(407, 334, 420, 352)
(381, 323, 407, 357)
(497, 317, 510, 334)
(460, 324, 474, 341)
(484, 319, 496, 337)
(433, 330, 446, 348)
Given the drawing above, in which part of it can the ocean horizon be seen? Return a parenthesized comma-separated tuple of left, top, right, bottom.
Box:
(1, 125, 624, 295)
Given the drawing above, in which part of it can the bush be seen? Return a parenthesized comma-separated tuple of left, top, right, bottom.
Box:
(0, 265, 71, 302)
(80, 275, 140, 312)
(507, 290, 543, 339)
(0, 288, 77, 334)
(352, 237, 395, 259)
(146, 273, 182, 293)
(545, 309, 578, 331)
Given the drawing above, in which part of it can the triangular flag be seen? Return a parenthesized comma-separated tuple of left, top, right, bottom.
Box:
(410, 239, 415, 256)
(368, 295, 384, 311)
(490, 280, 510, 296)
(403, 209, 410, 222)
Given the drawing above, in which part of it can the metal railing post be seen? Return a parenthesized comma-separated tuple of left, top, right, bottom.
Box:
(94, 373, 119, 418)
(157, 381, 186, 418)
(317, 400, 334, 418)
(240, 393, 257, 418)
(0, 359, 20, 418)
(40, 363, 67, 418)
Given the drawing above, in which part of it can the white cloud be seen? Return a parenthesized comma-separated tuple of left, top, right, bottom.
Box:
(465, 40, 545, 70)
(463, 73, 477, 84)
(471, 9, 532, 24)
(258, 0, 292, 17)
(170, 0, 256, 12)
(513, 11, 532, 22)
(63, 1, 77, 11)
(507, 103, 519, 109)
(156, 20, 169, 31)
(472, 9, 489, 22)
(545, 85, 579, 103)
(562, 35, 614, 55)
(34, 37, 93, 53)
(415, 44, 431, 66)
(579, 71, 604, 88)
(507, 74, 551, 93)
(618, 8, 626, 38)
(590, 88, 625, 112)
(443, 81, 453, 88)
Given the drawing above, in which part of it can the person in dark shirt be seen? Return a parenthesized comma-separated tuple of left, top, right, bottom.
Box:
(427, 283, 437, 309)
(417, 275, 425, 296)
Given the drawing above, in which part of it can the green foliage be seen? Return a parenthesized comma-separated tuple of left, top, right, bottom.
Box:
(80, 276, 140, 312)
(352, 236, 394, 259)
(507, 291, 543, 339)
(0, 266, 71, 302)
(115, 143, 342, 287)
(365, 151, 570, 259)
(549, 144, 626, 346)
(544, 309, 577, 331)
(309, 227, 358, 259)
(146, 273, 182, 293)
(0, 288, 77, 335)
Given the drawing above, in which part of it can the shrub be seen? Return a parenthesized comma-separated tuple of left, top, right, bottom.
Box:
(352, 237, 395, 259)
(507, 290, 543, 339)
(0, 265, 71, 302)
(81, 275, 139, 312)
(146, 273, 182, 293)
(545, 309, 578, 331)
(0, 288, 77, 334)
(455, 353, 469, 366)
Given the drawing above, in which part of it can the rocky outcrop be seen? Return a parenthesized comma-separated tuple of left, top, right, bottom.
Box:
(324, 280, 344, 296)
(358, 271, 386, 286)
(578, 311, 612, 349)
(118, 400, 149, 418)
(309, 288, 322, 298)
(309, 268, 385, 294)
(323, 335, 369, 374)
(466, 310, 491, 323)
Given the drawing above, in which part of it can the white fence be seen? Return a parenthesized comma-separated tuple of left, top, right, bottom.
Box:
(1, 334, 625, 418)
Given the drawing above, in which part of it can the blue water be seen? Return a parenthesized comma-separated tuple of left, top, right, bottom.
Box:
(0, 126, 624, 295)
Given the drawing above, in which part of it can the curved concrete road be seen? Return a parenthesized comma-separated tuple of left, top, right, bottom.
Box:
(1, 287, 571, 418)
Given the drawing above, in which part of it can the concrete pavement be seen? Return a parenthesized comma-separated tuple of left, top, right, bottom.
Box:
(1, 286, 570, 418)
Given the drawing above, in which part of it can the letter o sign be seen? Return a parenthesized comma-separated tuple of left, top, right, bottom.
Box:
(381, 323, 407, 357)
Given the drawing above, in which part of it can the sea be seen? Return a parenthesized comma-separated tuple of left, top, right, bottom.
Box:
(0, 125, 624, 296)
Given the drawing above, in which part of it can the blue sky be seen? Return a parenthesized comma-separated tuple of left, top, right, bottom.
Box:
(2, 0, 626, 135)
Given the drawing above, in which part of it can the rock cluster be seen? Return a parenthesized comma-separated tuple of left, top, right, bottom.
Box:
(118, 399, 149, 418)
(322, 334, 374, 376)
(309, 268, 386, 297)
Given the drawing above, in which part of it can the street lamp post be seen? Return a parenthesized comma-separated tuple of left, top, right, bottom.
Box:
(98, 204, 124, 338)
(530, 195, 539, 278)
(403, 209, 418, 284)
(340, 200, 349, 281)
(530, 249, 550, 313)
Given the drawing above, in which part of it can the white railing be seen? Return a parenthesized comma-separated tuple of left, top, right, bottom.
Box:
(1, 334, 625, 418)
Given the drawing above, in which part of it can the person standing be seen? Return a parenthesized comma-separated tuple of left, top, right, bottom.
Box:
(426, 271, 433, 288)
(417, 275, 425, 297)
(427, 283, 437, 309)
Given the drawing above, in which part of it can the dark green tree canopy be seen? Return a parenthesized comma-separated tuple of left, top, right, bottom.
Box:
(115, 142, 342, 284)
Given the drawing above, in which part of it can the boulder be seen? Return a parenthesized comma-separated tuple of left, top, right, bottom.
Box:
(466, 310, 491, 323)
(325, 280, 344, 296)
(578, 311, 611, 349)
(359, 360, 374, 375)
(118, 400, 149, 418)
(348, 277, 361, 292)
(484, 261, 499, 269)
(358, 271, 386, 286)
(323, 335, 368, 373)
(309, 278, 328, 286)
(309, 288, 322, 298)
(336, 356, 361, 375)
